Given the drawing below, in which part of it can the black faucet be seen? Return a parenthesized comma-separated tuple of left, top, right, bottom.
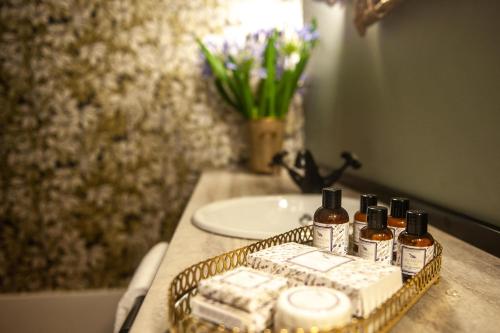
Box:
(270, 150, 362, 193)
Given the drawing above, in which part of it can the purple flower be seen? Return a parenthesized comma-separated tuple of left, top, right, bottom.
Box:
(252, 30, 267, 42)
(205, 41, 218, 53)
(225, 61, 237, 71)
(298, 25, 319, 42)
(276, 63, 284, 79)
(308, 30, 320, 41)
(199, 23, 317, 82)
(199, 52, 213, 77)
(202, 60, 213, 77)
(242, 38, 266, 61)
(222, 41, 230, 55)
(257, 68, 267, 79)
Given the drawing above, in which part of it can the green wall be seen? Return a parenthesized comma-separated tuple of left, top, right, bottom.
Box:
(303, 0, 500, 226)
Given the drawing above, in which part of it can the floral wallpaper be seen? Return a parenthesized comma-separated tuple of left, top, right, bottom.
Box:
(0, 0, 304, 291)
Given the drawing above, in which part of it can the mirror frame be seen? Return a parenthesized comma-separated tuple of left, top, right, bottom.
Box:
(354, 0, 403, 35)
(313, 0, 403, 36)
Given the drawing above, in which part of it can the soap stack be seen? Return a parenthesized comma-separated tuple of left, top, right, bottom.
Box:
(190, 243, 402, 331)
(247, 242, 403, 318)
(190, 266, 288, 331)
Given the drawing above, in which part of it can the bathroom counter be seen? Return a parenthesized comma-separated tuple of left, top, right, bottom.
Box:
(131, 170, 499, 333)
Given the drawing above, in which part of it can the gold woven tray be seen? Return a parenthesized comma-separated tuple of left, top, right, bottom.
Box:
(168, 225, 442, 333)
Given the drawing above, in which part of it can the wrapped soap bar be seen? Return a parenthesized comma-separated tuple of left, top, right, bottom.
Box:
(190, 295, 274, 332)
(198, 266, 288, 312)
(274, 286, 352, 332)
(247, 242, 402, 318)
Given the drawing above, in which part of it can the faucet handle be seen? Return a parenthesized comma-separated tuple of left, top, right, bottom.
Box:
(294, 149, 316, 169)
(270, 150, 289, 167)
(341, 151, 362, 169)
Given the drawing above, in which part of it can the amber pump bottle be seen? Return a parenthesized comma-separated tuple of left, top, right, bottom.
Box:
(388, 197, 410, 264)
(397, 210, 435, 280)
(359, 206, 393, 264)
(313, 188, 350, 255)
(353, 194, 378, 254)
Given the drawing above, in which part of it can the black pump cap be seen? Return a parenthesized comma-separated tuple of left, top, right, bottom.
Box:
(322, 187, 342, 209)
(390, 197, 410, 218)
(360, 194, 377, 214)
(367, 206, 388, 230)
(406, 210, 428, 235)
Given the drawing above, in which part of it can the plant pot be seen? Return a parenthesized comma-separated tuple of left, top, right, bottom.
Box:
(248, 118, 284, 174)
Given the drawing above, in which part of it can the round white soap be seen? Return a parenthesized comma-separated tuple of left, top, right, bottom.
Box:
(274, 286, 351, 332)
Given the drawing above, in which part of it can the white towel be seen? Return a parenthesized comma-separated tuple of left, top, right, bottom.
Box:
(113, 242, 168, 333)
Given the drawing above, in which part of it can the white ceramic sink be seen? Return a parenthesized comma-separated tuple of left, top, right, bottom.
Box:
(192, 194, 360, 240)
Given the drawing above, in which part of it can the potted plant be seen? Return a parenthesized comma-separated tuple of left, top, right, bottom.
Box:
(198, 22, 318, 173)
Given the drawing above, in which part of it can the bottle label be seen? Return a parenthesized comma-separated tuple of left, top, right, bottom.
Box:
(399, 244, 434, 275)
(313, 222, 349, 255)
(388, 226, 405, 252)
(359, 238, 393, 264)
(353, 220, 366, 246)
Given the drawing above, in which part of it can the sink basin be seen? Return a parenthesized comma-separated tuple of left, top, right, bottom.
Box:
(192, 194, 360, 240)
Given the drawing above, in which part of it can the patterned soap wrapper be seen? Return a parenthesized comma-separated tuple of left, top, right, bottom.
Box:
(190, 294, 274, 332)
(198, 266, 288, 312)
(246, 242, 403, 318)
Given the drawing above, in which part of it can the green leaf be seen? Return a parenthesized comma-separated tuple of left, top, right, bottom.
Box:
(198, 39, 251, 115)
(278, 49, 310, 118)
(276, 69, 294, 118)
(224, 55, 256, 118)
(233, 70, 254, 118)
(226, 76, 247, 117)
(260, 31, 277, 118)
(197, 39, 227, 82)
(214, 79, 239, 110)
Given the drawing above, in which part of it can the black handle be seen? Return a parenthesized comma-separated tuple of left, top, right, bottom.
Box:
(271, 150, 362, 193)
(119, 295, 146, 333)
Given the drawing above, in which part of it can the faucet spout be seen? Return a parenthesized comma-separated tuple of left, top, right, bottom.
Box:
(270, 150, 362, 193)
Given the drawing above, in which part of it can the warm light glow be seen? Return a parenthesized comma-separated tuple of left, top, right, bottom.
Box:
(228, 0, 303, 35)
(278, 198, 289, 209)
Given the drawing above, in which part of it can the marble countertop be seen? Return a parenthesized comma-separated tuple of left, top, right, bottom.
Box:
(131, 170, 500, 333)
